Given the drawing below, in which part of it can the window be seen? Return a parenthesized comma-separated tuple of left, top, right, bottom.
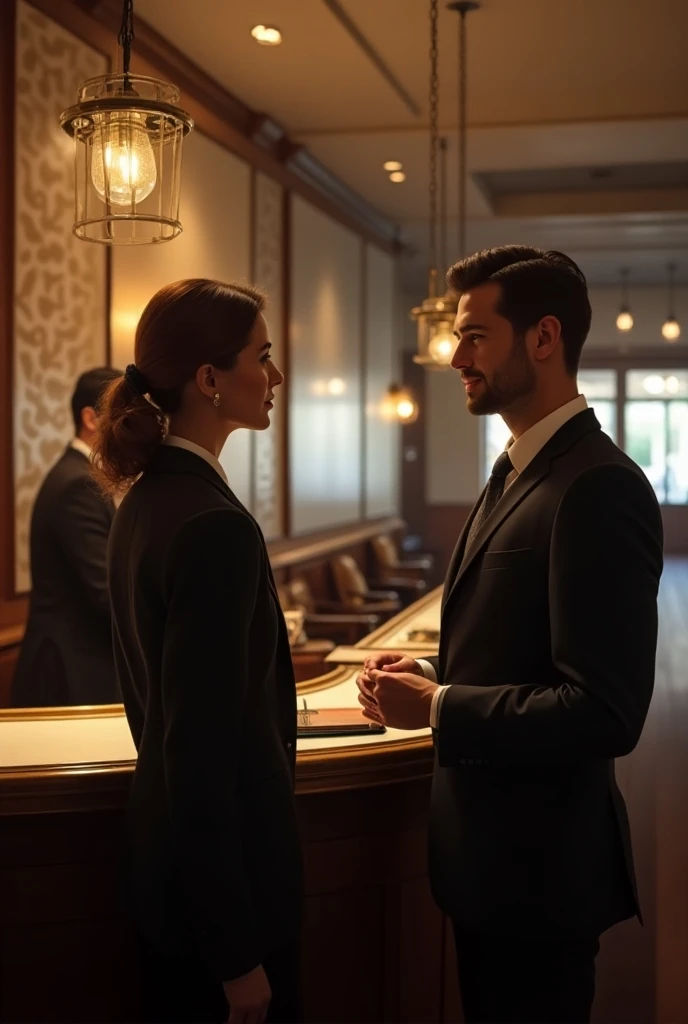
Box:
(625, 370, 688, 505)
(482, 369, 617, 483)
(481, 367, 688, 505)
(577, 369, 617, 443)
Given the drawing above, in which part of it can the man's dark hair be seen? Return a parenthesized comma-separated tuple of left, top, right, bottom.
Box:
(446, 246, 592, 375)
(71, 366, 122, 433)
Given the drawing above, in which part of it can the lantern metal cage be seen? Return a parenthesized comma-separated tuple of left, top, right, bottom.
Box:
(60, 73, 193, 244)
(411, 269, 459, 369)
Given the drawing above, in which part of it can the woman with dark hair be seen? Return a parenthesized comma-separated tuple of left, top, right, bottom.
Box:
(95, 279, 302, 1024)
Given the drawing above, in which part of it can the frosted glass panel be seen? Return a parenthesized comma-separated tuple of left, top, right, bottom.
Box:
(111, 131, 253, 509)
(219, 432, 252, 508)
(289, 197, 362, 533)
(365, 245, 399, 518)
(426, 371, 481, 504)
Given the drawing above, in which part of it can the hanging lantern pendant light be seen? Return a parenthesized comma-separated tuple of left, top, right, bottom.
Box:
(662, 263, 682, 342)
(381, 384, 420, 424)
(616, 268, 634, 332)
(60, 0, 193, 244)
(411, 0, 454, 369)
(411, 0, 480, 369)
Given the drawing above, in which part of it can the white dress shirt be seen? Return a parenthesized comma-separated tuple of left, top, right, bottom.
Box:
(70, 437, 93, 461)
(164, 435, 229, 486)
(423, 394, 588, 728)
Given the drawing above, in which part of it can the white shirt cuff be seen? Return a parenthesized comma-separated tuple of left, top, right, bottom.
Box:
(429, 684, 449, 729)
(417, 658, 437, 683)
(417, 660, 447, 729)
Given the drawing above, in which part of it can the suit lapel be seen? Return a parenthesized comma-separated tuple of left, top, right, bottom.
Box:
(441, 483, 487, 612)
(442, 409, 601, 615)
(446, 461, 549, 605)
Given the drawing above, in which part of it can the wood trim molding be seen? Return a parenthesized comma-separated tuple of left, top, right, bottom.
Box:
(356, 585, 441, 648)
(0, 0, 17, 629)
(360, 239, 368, 520)
(581, 347, 688, 369)
(29, 0, 403, 254)
(0, 625, 24, 650)
(281, 189, 292, 538)
(0, 734, 433, 814)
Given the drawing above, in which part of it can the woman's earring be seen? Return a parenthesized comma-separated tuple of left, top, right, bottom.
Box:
(213, 393, 220, 408)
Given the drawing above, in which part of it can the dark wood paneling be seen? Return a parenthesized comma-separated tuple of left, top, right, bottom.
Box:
(423, 505, 473, 582)
(0, 776, 449, 1024)
(400, 353, 427, 545)
(0, 646, 19, 708)
(0, 918, 138, 1024)
(302, 889, 386, 1023)
(400, 354, 470, 589)
(0, 0, 26, 632)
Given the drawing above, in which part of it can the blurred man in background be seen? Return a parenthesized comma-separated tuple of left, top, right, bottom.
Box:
(13, 367, 122, 707)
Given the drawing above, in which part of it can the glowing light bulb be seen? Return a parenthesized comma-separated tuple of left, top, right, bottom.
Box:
(665, 375, 681, 395)
(389, 171, 406, 183)
(251, 25, 282, 45)
(384, 161, 402, 172)
(662, 317, 681, 342)
(616, 310, 633, 332)
(380, 386, 418, 424)
(428, 323, 455, 364)
(91, 115, 157, 207)
(396, 399, 415, 420)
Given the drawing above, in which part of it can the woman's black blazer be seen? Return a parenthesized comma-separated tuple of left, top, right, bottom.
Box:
(107, 444, 303, 982)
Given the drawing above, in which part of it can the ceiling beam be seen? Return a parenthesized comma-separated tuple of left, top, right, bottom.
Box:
(321, 0, 422, 118)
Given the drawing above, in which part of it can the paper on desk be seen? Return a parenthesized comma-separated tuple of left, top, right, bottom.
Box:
(325, 645, 439, 664)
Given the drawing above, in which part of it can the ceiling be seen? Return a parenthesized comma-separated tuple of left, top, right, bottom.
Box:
(135, 0, 688, 290)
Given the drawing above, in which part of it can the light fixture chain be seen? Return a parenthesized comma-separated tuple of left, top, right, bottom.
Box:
(118, 0, 135, 76)
(428, 0, 439, 276)
(457, 7, 468, 259)
(668, 262, 676, 316)
(439, 136, 448, 273)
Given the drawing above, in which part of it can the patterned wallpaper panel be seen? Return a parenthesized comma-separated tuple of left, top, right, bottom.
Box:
(253, 173, 284, 540)
(13, 1, 108, 592)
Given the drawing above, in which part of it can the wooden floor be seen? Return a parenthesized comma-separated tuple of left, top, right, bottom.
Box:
(593, 557, 688, 1024)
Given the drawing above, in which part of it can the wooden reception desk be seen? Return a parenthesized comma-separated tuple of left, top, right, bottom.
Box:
(0, 588, 463, 1023)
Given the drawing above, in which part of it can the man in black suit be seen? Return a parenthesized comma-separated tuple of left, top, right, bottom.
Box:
(13, 367, 122, 707)
(357, 247, 663, 1023)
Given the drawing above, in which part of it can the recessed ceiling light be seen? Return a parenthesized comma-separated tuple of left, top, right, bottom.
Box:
(389, 171, 406, 183)
(384, 161, 402, 172)
(251, 25, 282, 46)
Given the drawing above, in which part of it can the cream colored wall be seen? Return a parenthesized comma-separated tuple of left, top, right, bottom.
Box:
(289, 196, 364, 534)
(364, 245, 400, 517)
(110, 130, 253, 506)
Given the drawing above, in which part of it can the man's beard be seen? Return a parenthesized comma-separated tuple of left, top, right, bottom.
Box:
(467, 335, 536, 416)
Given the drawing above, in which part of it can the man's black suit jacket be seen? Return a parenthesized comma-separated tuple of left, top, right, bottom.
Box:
(13, 445, 117, 707)
(107, 445, 303, 983)
(425, 409, 663, 940)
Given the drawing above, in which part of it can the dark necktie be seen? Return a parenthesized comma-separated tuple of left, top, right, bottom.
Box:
(464, 449, 513, 553)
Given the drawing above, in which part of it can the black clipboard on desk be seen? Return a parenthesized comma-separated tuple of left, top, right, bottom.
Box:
(297, 703, 386, 737)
